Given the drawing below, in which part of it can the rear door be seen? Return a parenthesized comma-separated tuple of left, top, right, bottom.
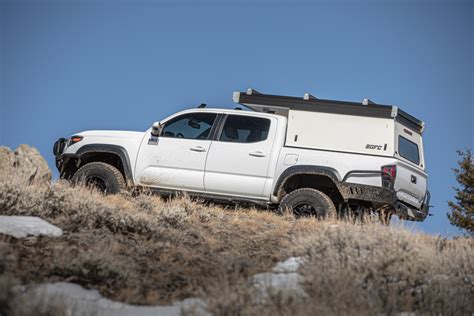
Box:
(393, 123, 428, 209)
(204, 114, 276, 198)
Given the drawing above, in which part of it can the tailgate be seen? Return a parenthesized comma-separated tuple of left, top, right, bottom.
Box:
(394, 160, 427, 209)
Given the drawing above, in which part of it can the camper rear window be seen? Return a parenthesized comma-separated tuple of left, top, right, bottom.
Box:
(399, 136, 420, 165)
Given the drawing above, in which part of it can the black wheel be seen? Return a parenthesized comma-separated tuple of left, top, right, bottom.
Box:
(72, 162, 126, 194)
(279, 188, 336, 218)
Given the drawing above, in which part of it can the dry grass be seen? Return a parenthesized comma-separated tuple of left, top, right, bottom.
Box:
(204, 223, 473, 315)
(297, 223, 473, 315)
(1, 154, 473, 315)
(0, 166, 310, 307)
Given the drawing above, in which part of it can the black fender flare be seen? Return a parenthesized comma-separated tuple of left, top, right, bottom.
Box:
(272, 165, 342, 198)
(75, 144, 133, 184)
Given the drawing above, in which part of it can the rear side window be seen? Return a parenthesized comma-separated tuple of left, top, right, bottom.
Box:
(219, 115, 270, 143)
(399, 136, 420, 165)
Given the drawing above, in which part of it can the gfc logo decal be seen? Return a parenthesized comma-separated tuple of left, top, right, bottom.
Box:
(366, 144, 387, 151)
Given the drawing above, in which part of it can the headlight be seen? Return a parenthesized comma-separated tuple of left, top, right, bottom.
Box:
(68, 135, 83, 146)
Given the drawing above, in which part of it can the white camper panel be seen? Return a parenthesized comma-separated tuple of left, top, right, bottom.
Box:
(285, 110, 395, 156)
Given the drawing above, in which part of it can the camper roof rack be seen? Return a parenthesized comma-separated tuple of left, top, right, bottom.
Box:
(232, 89, 424, 133)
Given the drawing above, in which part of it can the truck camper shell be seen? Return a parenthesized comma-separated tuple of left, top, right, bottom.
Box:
(233, 89, 426, 170)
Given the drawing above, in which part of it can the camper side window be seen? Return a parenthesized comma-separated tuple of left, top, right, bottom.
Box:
(399, 136, 420, 165)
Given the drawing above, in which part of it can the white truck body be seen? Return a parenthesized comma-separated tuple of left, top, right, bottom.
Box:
(54, 90, 430, 221)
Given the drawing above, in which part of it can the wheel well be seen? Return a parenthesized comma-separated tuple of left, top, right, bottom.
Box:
(278, 174, 344, 205)
(62, 152, 126, 181)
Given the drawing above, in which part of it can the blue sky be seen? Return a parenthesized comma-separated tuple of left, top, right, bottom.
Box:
(1, 0, 472, 235)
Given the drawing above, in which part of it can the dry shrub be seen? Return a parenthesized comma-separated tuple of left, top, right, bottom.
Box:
(0, 167, 299, 305)
(203, 221, 473, 315)
(294, 221, 474, 315)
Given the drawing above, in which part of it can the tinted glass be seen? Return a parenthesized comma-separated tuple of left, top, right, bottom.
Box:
(161, 113, 216, 140)
(399, 136, 420, 164)
(220, 115, 270, 143)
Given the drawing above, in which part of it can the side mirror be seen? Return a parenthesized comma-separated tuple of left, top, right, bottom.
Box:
(151, 122, 163, 137)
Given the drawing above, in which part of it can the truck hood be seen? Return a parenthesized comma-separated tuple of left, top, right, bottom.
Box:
(63, 130, 147, 156)
(76, 130, 146, 139)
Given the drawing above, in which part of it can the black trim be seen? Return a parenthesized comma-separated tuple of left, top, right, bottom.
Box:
(285, 144, 393, 159)
(53, 138, 67, 156)
(338, 182, 397, 205)
(60, 144, 133, 183)
(342, 170, 382, 182)
(272, 165, 341, 197)
(208, 114, 225, 141)
(394, 200, 427, 222)
(273, 165, 397, 206)
(214, 114, 228, 141)
(145, 187, 271, 207)
(397, 109, 423, 134)
(235, 91, 424, 133)
(238, 92, 392, 118)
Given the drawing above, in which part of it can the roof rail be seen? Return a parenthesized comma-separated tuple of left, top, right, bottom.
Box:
(303, 93, 317, 100)
(362, 98, 376, 105)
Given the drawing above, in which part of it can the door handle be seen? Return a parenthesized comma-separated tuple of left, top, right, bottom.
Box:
(249, 151, 266, 157)
(190, 146, 206, 152)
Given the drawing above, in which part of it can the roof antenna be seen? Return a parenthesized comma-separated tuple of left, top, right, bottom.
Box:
(198, 103, 207, 108)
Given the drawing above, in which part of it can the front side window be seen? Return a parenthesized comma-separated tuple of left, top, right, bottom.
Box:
(219, 115, 270, 143)
(161, 113, 216, 140)
(398, 136, 420, 164)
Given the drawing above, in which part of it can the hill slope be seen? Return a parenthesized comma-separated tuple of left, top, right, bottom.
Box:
(0, 145, 472, 315)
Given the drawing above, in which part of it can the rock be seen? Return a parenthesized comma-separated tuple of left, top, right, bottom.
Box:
(17, 282, 209, 316)
(0, 216, 63, 238)
(0, 147, 15, 175)
(0, 145, 51, 184)
(252, 272, 307, 297)
(272, 256, 305, 273)
(252, 256, 308, 299)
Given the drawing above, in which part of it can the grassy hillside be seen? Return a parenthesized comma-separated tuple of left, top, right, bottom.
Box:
(0, 147, 472, 315)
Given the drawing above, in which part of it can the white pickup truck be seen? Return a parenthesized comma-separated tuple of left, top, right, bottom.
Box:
(54, 89, 430, 221)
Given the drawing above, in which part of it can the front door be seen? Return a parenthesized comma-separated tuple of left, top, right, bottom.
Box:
(204, 114, 275, 198)
(136, 112, 218, 191)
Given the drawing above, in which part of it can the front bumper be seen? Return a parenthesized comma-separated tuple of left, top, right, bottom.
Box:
(53, 137, 69, 171)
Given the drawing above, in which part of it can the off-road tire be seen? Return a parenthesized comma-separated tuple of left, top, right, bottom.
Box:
(72, 162, 126, 194)
(279, 188, 336, 218)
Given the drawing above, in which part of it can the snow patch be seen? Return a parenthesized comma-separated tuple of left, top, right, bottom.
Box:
(252, 256, 308, 299)
(272, 256, 305, 273)
(0, 216, 63, 238)
(19, 282, 208, 316)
